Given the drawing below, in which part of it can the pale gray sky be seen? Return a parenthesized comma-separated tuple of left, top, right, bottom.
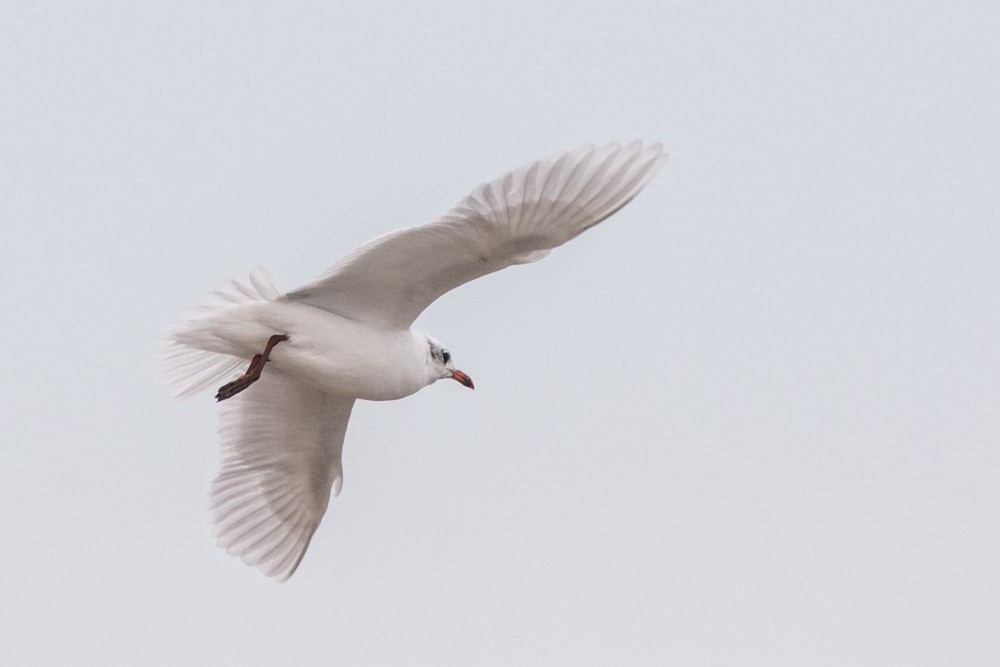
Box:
(2, 1, 999, 665)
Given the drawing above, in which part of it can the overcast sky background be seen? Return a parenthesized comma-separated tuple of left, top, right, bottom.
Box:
(2, 1, 998, 665)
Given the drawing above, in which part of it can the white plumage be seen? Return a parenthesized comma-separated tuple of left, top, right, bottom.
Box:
(163, 141, 667, 580)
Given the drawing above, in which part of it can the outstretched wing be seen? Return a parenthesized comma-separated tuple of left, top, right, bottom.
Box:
(287, 141, 667, 328)
(209, 367, 354, 581)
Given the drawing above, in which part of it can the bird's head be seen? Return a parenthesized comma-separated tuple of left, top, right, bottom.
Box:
(425, 336, 474, 389)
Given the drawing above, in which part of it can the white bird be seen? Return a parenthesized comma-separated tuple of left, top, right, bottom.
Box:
(163, 141, 667, 580)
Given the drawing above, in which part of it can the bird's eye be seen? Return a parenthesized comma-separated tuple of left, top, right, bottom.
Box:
(442, 350, 451, 364)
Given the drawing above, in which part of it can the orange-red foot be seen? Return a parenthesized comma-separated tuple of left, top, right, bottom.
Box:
(215, 334, 289, 401)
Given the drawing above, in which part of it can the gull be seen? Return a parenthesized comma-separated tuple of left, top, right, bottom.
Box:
(163, 141, 667, 580)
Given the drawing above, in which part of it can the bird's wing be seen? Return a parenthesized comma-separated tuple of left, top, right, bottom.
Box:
(209, 367, 354, 581)
(286, 141, 667, 328)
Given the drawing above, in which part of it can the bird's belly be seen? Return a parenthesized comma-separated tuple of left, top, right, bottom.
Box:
(250, 302, 427, 401)
(272, 346, 422, 401)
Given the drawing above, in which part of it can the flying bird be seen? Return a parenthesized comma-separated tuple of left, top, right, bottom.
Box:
(163, 141, 667, 580)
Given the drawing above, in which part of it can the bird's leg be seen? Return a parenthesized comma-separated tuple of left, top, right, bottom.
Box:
(215, 334, 289, 402)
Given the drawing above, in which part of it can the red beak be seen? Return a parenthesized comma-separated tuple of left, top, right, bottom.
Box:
(450, 370, 475, 389)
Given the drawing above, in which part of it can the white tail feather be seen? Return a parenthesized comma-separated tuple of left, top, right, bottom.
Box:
(161, 267, 281, 398)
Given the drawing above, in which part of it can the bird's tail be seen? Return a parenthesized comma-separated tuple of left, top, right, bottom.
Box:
(160, 267, 282, 398)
